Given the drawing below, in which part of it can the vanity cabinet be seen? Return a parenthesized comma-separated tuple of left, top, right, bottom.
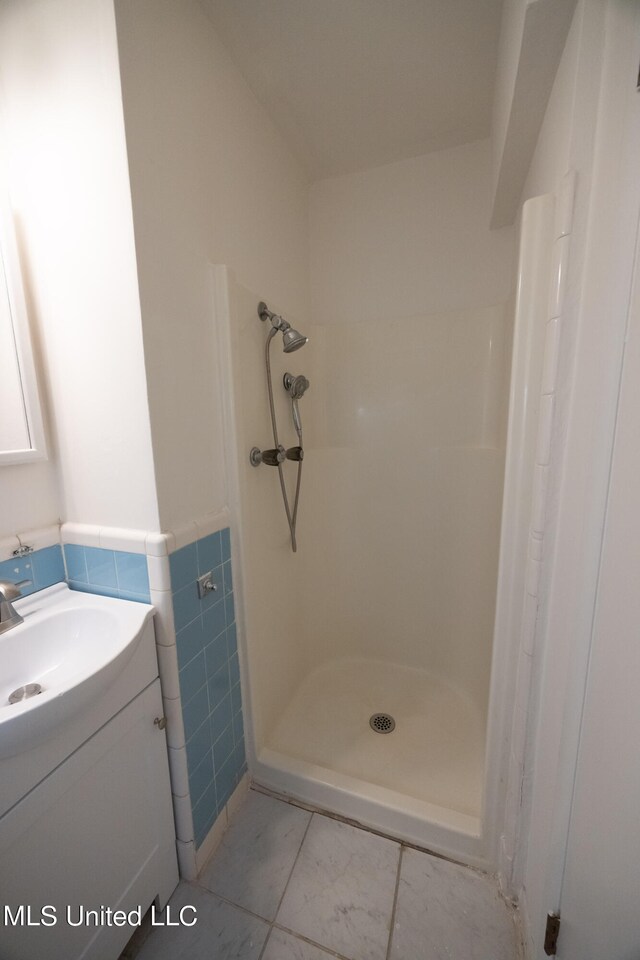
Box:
(0, 637, 178, 959)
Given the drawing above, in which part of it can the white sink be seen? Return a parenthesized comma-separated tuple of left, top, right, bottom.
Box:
(0, 583, 153, 759)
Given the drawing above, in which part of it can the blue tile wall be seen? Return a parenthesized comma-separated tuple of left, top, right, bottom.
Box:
(64, 544, 150, 603)
(171, 527, 246, 848)
(0, 545, 65, 597)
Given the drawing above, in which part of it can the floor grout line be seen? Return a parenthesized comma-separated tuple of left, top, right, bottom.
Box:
(385, 845, 404, 960)
(256, 923, 273, 960)
(256, 811, 318, 960)
(272, 809, 315, 920)
(272, 921, 354, 959)
(188, 881, 270, 926)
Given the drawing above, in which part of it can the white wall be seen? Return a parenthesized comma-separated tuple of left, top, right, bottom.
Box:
(302, 140, 515, 717)
(520, 9, 580, 204)
(492, 0, 528, 190)
(114, 0, 310, 533)
(490, 0, 577, 227)
(0, 0, 159, 534)
(310, 140, 514, 324)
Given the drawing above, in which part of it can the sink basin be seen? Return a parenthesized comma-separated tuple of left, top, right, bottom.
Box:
(0, 583, 153, 759)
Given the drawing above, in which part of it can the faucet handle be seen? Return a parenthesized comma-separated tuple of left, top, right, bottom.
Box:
(0, 579, 31, 601)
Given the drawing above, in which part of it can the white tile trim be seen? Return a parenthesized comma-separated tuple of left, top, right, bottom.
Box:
(156, 640, 180, 699)
(168, 745, 190, 797)
(61, 522, 101, 548)
(147, 554, 172, 591)
(150, 589, 177, 647)
(163, 695, 187, 750)
(176, 839, 197, 881)
(61, 521, 153, 553)
(145, 531, 171, 557)
(172, 792, 195, 843)
(0, 534, 22, 563)
(0, 526, 62, 563)
(99, 526, 147, 553)
(55, 513, 231, 559)
(16, 524, 61, 553)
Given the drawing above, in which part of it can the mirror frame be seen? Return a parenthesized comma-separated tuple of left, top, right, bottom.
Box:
(0, 189, 47, 465)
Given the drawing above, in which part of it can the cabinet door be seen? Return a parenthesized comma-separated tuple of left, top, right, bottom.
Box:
(0, 679, 178, 960)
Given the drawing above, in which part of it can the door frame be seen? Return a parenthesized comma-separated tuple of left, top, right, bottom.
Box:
(516, 1, 640, 954)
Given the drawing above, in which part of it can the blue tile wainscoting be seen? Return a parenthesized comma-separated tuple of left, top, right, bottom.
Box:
(0, 545, 66, 596)
(170, 527, 246, 848)
(0, 543, 150, 603)
(64, 544, 151, 602)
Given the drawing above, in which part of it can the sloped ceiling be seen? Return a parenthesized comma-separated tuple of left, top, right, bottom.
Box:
(201, 0, 504, 180)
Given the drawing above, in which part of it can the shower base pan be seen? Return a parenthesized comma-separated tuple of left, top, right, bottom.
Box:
(253, 657, 489, 868)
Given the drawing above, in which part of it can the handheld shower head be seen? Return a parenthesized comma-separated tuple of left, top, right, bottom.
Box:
(283, 372, 309, 439)
(283, 373, 309, 400)
(258, 301, 308, 353)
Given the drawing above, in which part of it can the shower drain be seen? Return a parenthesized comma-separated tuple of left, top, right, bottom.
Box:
(369, 712, 395, 734)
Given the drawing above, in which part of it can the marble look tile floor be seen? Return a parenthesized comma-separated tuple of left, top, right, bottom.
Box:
(137, 788, 519, 960)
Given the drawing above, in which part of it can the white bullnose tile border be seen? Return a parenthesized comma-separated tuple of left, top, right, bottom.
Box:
(58, 507, 230, 558)
(148, 554, 172, 591)
(61, 521, 101, 548)
(149, 590, 176, 647)
(168, 746, 190, 797)
(172, 793, 195, 845)
(0, 524, 61, 563)
(0, 509, 232, 566)
(0, 535, 21, 563)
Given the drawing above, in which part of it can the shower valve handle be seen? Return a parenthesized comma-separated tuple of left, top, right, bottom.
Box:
(250, 445, 286, 466)
(286, 446, 304, 461)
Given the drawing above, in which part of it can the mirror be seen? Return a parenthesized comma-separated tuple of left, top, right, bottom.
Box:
(0, 191, 47, 464)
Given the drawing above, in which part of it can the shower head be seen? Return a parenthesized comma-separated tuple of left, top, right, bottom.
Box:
(282, 327, 308, 353)
(283, 372, 310, 400)
(258, 300, 308, 353)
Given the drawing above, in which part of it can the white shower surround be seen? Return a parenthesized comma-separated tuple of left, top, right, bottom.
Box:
(212, 139, 540, 869)
(214, 298, 516, 866)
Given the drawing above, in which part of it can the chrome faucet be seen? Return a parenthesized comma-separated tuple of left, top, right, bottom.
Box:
(0, 579, 31, 635)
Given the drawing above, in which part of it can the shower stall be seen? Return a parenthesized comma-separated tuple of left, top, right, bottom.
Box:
(213, 147, 546, 869)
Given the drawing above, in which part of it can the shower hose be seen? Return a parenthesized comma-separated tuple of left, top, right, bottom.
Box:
(265, 328, 303, 552)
